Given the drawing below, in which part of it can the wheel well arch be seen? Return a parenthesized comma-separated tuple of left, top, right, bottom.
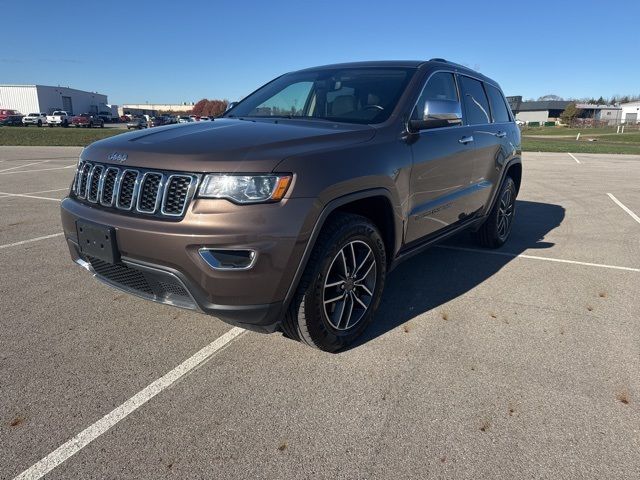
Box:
(506, 161, 522, 194)
(330, 195, 397, 264)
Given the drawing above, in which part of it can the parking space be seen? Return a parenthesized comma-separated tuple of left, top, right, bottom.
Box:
(1, 149, 639, 479)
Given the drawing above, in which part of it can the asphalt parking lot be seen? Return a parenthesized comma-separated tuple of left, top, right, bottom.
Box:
(1, 147, 638, 479)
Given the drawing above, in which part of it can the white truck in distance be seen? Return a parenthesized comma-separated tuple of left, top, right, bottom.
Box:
(46, 111, 71, 127)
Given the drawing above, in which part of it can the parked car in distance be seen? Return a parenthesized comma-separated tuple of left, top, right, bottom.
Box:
(515, 119, 525, 126)
(61, 59, 522, 352)
(47, 111, 72, 127)
(150, 116, 169, 127)
(98, 111, 114, 123)
(22, 113, 48, 127)
(126, 117, 147, 129)
(0, 114, 24, 126)
(178, 116, 193, 123)
(0, 109, 21, 122)
(72, 113, 104, 128)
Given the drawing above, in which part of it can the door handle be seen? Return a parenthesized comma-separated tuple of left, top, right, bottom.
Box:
(496, 131, 507, 138)
(458, 136, 474, 144)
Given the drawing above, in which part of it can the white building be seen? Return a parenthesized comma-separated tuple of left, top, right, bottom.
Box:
(119, 103, 195, 117)
(0, 85, 109, 116)
(620, 101, 640, 124)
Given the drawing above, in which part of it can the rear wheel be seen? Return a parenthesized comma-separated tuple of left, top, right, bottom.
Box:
(37, 120, 42, 127)
(474, 176, 517, 248)
(283, 213, 386, 352)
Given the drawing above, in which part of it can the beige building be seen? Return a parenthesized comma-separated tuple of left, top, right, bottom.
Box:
(119, 103, 195, 116)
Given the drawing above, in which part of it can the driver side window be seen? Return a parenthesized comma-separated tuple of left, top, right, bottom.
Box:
(412, 72, 459, 122)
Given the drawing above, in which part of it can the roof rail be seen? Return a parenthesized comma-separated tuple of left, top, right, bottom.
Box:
(429, 58, 447, 62)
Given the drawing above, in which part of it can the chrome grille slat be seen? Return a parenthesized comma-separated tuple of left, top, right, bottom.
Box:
(161, 175, 196, 217)
(72, 161, 196, 219)
(99, 167, 120, 206)
(136, 172, 164, 214)
(76, 162, 92, 199)
(116, 169, 140, 210)
(87, 165, 104, 203)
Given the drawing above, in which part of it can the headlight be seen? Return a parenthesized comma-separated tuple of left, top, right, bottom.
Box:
(198, 174, 292, 204)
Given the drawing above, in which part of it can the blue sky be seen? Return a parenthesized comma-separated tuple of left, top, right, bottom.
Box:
(2, 0, 639, 105)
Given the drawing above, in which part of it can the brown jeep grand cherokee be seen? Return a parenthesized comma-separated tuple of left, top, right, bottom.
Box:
(61, 59, 521, 351)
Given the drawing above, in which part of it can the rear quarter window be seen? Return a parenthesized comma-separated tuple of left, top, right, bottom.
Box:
(459, 75, 491, 126)
(486, 84, 511, 123)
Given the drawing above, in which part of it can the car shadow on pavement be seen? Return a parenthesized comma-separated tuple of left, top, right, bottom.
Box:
(346, 200, 565, 350)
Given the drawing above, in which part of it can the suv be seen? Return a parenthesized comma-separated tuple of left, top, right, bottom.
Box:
(22, 113, 48, 127)
(60, 59, 521, 351)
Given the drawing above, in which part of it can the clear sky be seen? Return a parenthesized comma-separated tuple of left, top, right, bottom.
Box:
(2, 0, 639, 105)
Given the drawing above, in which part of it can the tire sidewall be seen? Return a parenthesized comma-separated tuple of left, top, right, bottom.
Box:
(301, 220, 386, 351)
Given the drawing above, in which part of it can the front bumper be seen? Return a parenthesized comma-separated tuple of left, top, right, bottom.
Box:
(60, 196, 317, 332)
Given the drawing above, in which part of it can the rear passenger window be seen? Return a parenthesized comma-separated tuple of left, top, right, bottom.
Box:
(411, 72, 458, 121)
(459, 76, 491, 125)
(486, 84, 511, 123)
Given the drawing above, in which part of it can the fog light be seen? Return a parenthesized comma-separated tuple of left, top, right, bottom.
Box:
(199, 248, 257, 270)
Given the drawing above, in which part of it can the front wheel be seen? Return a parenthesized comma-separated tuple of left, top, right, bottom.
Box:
(474, 176, 517, 248)
(283, 213, 387, 352)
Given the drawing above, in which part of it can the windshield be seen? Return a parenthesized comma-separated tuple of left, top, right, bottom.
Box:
(225, 67, 415, 125)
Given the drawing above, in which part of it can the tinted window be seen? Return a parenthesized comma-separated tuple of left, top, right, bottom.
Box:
(226, 67, 415, 124)
(486, 84, 511, 123)
(459, 76, 491, 125)
(411, 72, 458, 121)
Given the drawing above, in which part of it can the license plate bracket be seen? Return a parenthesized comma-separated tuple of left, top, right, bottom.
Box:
(76, 220, 120, 264)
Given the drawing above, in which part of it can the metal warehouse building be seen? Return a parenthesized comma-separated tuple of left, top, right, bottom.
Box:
(0, 85, 109, 116)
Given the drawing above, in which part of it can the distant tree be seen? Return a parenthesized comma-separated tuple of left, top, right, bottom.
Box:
(192, 99, 229, 117)
(560, 102, 581, 126)
(191, 99, 209, 116)
(538, 94, 563, 101)
(596, 96, 606, 105)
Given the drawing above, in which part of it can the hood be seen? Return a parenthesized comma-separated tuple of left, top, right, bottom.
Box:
(81, 118, 375, 172)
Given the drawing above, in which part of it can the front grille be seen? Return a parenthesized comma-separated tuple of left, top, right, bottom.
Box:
(87, 256, 194, 307)
(72, 161, 197, 219)
(162, 175, 193, 216)
(87, 165, 103, 202)
(100, 168, 118, 206)
(137, 173, 163, 213)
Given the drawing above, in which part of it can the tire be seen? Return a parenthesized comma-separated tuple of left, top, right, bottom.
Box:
(283, 213, 387, 352)
(474, 176, 517, 248)
(37, 120, 42, 127)
(100, 121, 104, 128)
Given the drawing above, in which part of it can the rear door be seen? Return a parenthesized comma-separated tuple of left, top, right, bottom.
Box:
(456, 75, 502, 212)
(405, 72, 477, 244)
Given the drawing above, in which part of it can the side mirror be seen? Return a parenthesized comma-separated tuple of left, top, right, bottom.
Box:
(226, 102, 238, 112)
(409, 99, 462, 131)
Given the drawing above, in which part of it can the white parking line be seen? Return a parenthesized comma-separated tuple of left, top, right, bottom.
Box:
(437, 245, 640, 272)
(0, 191, 61, 202)
(14, 327, 246, 480)
(607, 193, 640, 225)
(0, 233, 64, 250)
(0, 165, 76, 175)
(568, 153, 581, 164)
(0, 161, 48, 173)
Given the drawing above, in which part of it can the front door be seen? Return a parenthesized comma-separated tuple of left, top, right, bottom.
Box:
(405, 72, 476, 244)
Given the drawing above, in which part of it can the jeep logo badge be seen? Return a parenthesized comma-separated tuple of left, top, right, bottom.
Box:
(108, 152, 128, 163)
